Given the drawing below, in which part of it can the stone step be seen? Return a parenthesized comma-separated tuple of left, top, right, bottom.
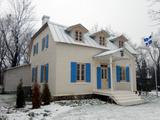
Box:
(114, 96, 142, 101)
(118, 99, 144, 106)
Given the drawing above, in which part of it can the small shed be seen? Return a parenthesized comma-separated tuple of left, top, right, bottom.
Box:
(3, 64, 31, 93)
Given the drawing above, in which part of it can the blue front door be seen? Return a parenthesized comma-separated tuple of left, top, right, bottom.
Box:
(97, 65, 111, 89)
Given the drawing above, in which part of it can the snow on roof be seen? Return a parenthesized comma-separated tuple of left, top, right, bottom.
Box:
(124, 42, 137, 55)
(48, 22, 110, 50)
(47, 21, 137, 54)
(94, 48, 123, 58)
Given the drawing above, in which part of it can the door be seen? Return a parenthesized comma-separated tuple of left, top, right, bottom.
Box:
(101, 65, 108, 89)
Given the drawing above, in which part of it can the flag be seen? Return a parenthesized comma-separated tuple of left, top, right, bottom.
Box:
(144, 35, 152, 46)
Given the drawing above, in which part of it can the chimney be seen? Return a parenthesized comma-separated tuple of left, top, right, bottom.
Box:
(42, 15, 50, 25)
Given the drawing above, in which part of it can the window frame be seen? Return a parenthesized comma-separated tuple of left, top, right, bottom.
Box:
(41, 64, 48, 82)
(101, 64, 108, 79)
(99, 36, 105, 46)
(76, 63, 86, 82)
(33, 66, 38, 82)
(119, 41, 124, 48)
(75, 31, 82, 42)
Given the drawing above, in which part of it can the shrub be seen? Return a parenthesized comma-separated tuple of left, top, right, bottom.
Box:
(16, 79, 25, 108)
(42, 83, 51, 105)
(32, 81, 41, 109)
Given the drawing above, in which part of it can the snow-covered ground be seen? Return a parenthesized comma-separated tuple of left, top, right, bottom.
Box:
(0, 92, 160, 120)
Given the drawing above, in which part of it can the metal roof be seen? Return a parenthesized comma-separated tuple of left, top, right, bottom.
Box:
(94, 48, 123, 58)
(47, 21, 137, 54)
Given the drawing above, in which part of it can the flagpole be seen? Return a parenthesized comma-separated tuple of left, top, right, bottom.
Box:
(154, 63, 158, 97)
(152, 33, 158, 97)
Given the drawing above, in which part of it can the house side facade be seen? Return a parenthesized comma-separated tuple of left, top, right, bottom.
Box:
(30, 24, 57, 96)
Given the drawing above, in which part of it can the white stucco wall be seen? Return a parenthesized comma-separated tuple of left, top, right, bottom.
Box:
(30, 26, 56, 96)
(4, 64, 31, 92)
(55, 42, 103, 96)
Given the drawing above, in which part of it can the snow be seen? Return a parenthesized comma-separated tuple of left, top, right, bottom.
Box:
(0, 92, 160, 120)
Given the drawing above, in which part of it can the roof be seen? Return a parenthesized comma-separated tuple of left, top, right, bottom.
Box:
(94, 48, 123, 58)
(90, 30, 110, 38)
(31, 21, 137, 55)
(4, 64, 31, 72)
(109, 35, 128, 42)
(65, 24, 88, 33)
(124, 42, 137, 55)
(48, 22, 111, 50)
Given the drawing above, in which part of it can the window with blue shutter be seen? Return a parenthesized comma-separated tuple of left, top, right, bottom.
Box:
(32, 67, 34, 82)
(71, 62, 77, 83)
(46, 34, 49, 48)
(126, 66, 130, 82)
(41, 65, 44, 82)
(85, 63, 91, 82)
(46, 64, 49, 82)
(97, 67, 101, 89)
(108, 66, 111, 88)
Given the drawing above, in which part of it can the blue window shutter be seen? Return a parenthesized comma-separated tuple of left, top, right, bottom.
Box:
(119, 66, 121, 81)
(126, 66, 130, 82)
(42, 38, 44, 51)
(116, 65, 119, 82)
(46, 64, 49, 82)
(46, 35, 49, 48)
(86, 63, 91, 82)
(40, 65, 44, 83)
(36, 43, 38, 54)
(108, 66, 111, 88)
(33, 45, 36, 56)
(97, 67, 101, 89)
(33, 46, 34, 56)
(32, 67, 34, 82)
(71, 62, 77, 83)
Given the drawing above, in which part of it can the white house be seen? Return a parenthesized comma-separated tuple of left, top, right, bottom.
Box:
(30, 16, 143, 105)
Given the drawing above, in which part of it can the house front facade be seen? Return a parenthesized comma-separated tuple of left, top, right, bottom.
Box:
(30, 16, 137, 97)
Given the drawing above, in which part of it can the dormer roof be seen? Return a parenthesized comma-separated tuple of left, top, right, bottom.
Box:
(110, 34, 128, 42)
(90, 30, 110, 38)
(66, 24, 88, 33)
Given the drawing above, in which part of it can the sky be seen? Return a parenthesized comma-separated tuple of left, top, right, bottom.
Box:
(1, 0, 159, 45)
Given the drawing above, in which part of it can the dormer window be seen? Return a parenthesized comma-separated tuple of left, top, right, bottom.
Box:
(99, 36, 105, 46)
(75, 31, 82, 41)
(119, 41, 124, 48)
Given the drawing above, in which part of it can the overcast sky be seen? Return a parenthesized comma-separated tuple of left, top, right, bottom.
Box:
(1, 0, 159, 45)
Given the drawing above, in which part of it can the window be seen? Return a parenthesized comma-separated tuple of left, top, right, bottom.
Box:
(42, 34, 49, 51)
(75, 31, 82, 41)
(116, 65, 130, 82)
(119, 41, 124, 48)
(101, 65, 107, 79)
(32, 66, 38, 82)
(99, 36, 105, 46)
(76, 63, 86, 81)
(33, 43, 38, 56)
(41, 64, 49, 83)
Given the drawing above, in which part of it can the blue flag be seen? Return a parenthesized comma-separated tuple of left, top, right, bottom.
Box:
(144, 35, 152, 46)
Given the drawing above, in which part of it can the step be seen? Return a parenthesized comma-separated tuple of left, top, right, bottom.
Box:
(114, 96, 142, 101)
(119, 99, 144, 106)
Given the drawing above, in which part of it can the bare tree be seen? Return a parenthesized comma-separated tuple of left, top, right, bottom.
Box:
(0, 0, 35, 67)
(148, 0, 160, 25)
